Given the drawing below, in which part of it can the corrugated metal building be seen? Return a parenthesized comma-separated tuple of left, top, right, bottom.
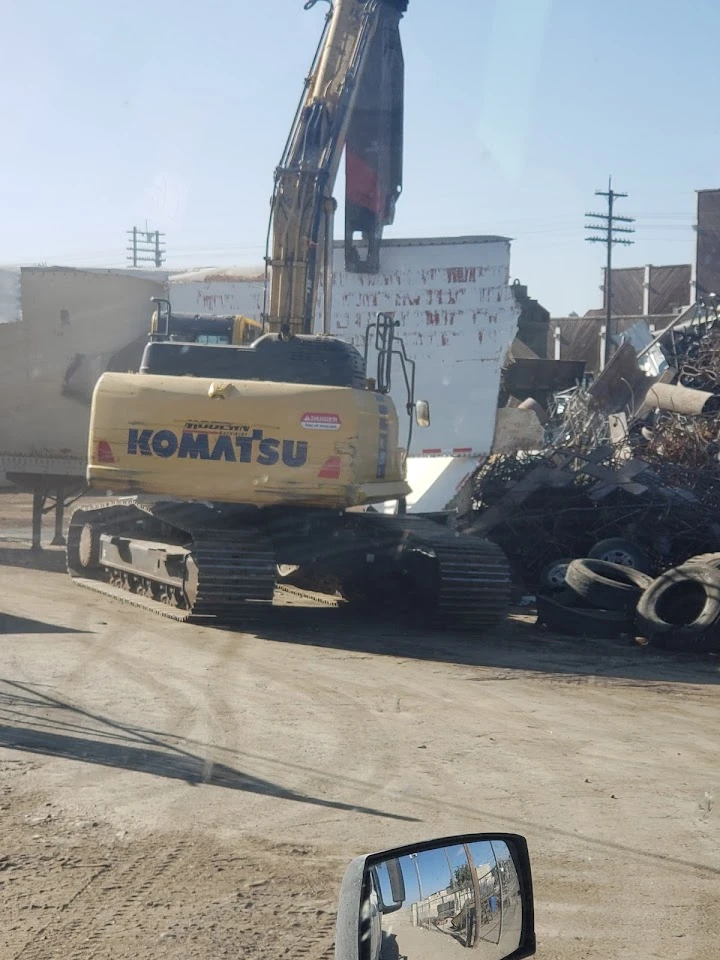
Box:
(696, 188, 720, 300)
(590, 263, 691, 318)
(549, 262, 692, 373)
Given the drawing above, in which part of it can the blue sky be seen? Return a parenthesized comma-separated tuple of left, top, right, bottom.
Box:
(376, 841, 501, 906)
(377, 847, 467, 905)
(1, 0, 718, 314)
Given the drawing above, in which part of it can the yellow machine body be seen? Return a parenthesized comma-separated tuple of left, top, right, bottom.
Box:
(87, 372, 410, 508)
(232, 316, 263, 345)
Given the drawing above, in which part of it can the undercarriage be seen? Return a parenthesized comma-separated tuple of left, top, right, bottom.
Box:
(67, 499, 511, 631)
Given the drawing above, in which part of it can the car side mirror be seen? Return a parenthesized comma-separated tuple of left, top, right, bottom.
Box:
(335, 833, 535, 960)
(415, 400, 430, 428)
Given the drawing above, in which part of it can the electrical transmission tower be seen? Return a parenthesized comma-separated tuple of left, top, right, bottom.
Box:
(585, 177, 635, 366)
(127, 227, 166, 268)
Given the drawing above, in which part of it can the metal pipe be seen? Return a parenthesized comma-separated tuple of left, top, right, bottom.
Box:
(642, 381, 720, 416)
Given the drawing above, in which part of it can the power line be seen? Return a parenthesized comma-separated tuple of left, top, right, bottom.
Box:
(127, 226, 166, 268)
(585, 176, 635, 366)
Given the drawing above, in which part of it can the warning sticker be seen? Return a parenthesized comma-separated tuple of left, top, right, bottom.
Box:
(301, 412, 342, 431)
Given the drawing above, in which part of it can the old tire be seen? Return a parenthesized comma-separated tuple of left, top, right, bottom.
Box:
(635, 563, 720, 650)
(588, 538, 651, 573)
(538, 557, 574, 592)
(538, 587, 593, 609)
(684, 552, 720, 571)
(536, 593, 631, 639)
(566, 558, 654, 612)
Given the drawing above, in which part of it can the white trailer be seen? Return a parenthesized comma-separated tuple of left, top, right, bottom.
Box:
(324, 236, 519, 513)
(166, 266, 266, 317)
(0, 266, 167, 545)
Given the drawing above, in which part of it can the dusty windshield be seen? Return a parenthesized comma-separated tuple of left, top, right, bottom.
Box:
(1, 1, 718, 959)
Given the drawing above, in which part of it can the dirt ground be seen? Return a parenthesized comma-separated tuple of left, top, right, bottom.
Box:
(0, 490, 719, 960)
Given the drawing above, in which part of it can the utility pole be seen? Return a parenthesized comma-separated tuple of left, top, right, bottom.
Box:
(127, 226, 166, 268)
(409, 853, 424, 904)
(585, 177, 635, 366)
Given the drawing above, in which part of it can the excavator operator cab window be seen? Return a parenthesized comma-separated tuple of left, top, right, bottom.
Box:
(194, 334, 231, 346)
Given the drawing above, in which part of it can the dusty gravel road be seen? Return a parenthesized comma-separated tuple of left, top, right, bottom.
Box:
(0, 494, 719, 959)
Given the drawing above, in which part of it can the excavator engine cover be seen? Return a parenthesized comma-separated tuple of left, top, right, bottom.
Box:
(87, 335, 410, 509)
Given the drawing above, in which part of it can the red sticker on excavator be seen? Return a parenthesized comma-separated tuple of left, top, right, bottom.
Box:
(301, 412, 341, 431)
(98, 440, 115, 463)
(318, 456, 341, 479)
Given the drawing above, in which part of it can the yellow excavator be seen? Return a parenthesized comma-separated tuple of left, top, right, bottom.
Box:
(67, 0, 510, 629)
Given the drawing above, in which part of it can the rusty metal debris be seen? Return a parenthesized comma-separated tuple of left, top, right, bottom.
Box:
(470, 302, 720, 591)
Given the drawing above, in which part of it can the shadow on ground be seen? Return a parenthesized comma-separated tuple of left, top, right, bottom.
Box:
(1, 678, 718, 884)
(0, 679, 416, 822)
(236, 605, 720, 687)
(0, 545, 67, 573)
(0, 613, 89, 635)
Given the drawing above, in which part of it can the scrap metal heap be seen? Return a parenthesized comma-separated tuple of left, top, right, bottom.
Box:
(467, 301, 720, 652)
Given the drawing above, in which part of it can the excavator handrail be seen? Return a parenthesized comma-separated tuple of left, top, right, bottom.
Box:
(364, 312, 417, 452)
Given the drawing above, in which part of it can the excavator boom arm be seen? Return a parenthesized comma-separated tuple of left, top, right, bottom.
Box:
(266, 0, 407, 337)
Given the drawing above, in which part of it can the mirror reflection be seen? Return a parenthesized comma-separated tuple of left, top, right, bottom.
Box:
(361, 840, 523, 960)
(415, 400, 431, 428)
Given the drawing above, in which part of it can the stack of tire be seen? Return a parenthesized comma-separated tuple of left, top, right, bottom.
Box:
(537, 539, 720, 651)
(635, 554, 720, 652)
(537, 549, 653, 641)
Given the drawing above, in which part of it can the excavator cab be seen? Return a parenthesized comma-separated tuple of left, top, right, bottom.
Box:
(150, 298, 262, 347)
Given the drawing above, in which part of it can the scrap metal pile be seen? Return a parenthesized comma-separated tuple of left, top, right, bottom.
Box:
(468, 302, 720, 651)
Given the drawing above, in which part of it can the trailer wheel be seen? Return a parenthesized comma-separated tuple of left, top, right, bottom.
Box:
(538, 558, 573, 592)
(588, 537, 651, 573)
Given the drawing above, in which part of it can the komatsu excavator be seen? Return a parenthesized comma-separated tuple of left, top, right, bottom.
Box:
(67, 0, 510, 629)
